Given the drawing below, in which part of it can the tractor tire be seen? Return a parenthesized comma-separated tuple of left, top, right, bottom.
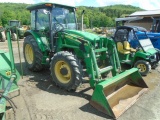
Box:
(50, 51, 83, 91)
(12, 33, 17, 41)
(23, 35, 43, 71)
(134, 60, 151, 76)
(0, 31, 6, 42)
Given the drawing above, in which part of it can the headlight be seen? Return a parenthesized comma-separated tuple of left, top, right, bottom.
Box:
(150, 55, 156, 59)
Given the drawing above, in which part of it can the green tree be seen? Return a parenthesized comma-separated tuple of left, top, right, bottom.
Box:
(1, 10, 15, 26)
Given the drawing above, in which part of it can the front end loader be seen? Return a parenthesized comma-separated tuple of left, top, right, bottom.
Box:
(23, 3, 148, 119)
(0, 27, 20, 120)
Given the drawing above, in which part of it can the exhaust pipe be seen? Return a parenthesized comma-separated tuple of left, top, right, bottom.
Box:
(81, 10, 85, 31)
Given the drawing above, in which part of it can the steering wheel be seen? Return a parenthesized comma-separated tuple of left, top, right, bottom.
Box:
(53, 23, 64, 32)
(136, 46, 141, 51)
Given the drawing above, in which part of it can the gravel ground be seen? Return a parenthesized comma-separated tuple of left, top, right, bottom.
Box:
(1, 40, 160, 120)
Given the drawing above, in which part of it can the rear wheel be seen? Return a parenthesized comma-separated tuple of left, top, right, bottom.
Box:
(23, 35, 43, 71)
(134, 60, 151, 76)
(50, 51, 83, 91)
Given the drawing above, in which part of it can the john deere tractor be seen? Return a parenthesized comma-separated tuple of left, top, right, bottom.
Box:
(9, 20, 25, 41)
(23, 3, 148, 119)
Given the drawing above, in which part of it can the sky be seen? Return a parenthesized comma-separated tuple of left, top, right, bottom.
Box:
(0, 0, 160, 10)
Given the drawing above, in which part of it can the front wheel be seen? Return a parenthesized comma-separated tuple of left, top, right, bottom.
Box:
(12, 33, 17, 41)
(0, 31, 6, 42)
(50, 51, 83, 91)
(134, 60, 151, 76)
(23, 35, 43, 71)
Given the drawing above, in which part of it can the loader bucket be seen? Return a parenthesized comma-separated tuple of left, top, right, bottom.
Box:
(90, 68, 148, 119)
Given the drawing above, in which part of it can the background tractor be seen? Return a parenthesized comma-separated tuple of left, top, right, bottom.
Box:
(113, 26, 160, 76)
(23, 3, 148, 119)
(9, 20, 26, 41)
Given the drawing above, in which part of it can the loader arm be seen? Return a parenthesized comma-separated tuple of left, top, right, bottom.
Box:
(0, 27, 20, 120)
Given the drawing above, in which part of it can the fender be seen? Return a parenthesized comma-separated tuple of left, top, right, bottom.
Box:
(24, 30, 50, 52)
(132, 51, 150, 66)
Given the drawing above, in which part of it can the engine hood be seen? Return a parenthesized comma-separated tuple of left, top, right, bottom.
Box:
(64, 29, 103, 41)
(146, 48, 157, 55)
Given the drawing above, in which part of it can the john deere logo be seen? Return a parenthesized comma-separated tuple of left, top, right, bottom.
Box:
(65, 35, 73, 39)
(6, 71, 11, 76)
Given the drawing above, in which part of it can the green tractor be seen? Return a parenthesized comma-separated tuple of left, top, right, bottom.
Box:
(23, 3, 148, 119)
(113, 26, 160, 76)
(0, 27, 20, 120)
(9, 20, 25, 41)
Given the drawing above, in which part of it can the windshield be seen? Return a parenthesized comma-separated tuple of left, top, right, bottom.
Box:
(139, 38, 154, 52)
(52, 7, 76, 30)
(10, 21, 20, 27)
(36, 9, 49, 30)
(135, 31, 154, 51)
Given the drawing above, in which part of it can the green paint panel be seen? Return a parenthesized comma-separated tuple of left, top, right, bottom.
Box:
(0, 52, 12, 71)
(0, 52, 20, 93)
(146, 48, 157, 54)
(65, 29, 102, 42)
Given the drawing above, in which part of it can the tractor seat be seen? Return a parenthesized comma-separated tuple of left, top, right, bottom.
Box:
(117, 42, 130, 54)
(123, 41, 136, 52)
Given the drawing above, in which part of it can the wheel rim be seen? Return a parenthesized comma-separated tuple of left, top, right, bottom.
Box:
(54, 61, 71, 84)
(137, 64, 146, 72)
(25, 44, 34, 64)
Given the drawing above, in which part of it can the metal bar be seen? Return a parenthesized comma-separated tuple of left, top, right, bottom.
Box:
(90, 48, 101, 78)
(6, 29, 16, 74)
(94, 48, 107, 52)
(62, 44, 79, 49)
(99, 66, 113, 74)
(114, 45, 121, 72)
(16, 28, 23, 79)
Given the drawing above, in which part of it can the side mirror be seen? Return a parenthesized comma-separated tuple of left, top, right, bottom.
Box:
(43, 9, 50, 14)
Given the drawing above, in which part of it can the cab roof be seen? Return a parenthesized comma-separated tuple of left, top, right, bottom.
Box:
(117, 25, 147, 32)
(27, 2, 75, 11)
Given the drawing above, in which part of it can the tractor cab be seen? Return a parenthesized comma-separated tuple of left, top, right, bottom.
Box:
(9, 20, 21, 27)
(27, 3, 77, 32)
(151, 17, 160, 32)
(26, 3, 77, 52)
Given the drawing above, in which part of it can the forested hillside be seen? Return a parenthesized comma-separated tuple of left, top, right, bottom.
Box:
(0, 3, 30, 26)
(76, 5, 143, 27)
(0, 3, 142, 27)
